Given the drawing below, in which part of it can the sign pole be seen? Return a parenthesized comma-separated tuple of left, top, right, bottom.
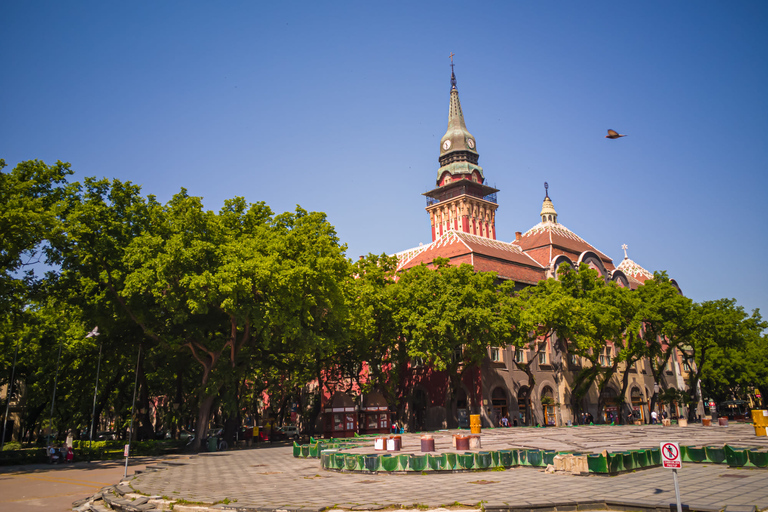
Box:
(661, 442, 683, 512)
(672, 468, 682, 512)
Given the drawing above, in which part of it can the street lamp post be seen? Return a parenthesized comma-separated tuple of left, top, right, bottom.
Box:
(47, 338, 64, 446)
(86, 326, 101, 449)
(124, 345, 141, 479)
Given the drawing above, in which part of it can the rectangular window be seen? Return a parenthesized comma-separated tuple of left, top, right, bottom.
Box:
(683, 361, 691, 373)
(600, 348, 612, 366)
(515, 349, 525, 364)
(570, 353, 579, 366)
(490, 347, 502, 363)
(538, 349, 547, 365)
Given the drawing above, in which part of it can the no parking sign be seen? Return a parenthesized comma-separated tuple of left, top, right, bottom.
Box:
(661, 442, 681, 469)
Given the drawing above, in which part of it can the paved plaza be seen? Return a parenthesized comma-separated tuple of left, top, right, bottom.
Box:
(88, 424, 768, 512)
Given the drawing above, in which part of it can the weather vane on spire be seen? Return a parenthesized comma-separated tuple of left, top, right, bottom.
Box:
(449, 52, 456, 89)
(544, 182, 549, 198)
(622, 244, 628, 259)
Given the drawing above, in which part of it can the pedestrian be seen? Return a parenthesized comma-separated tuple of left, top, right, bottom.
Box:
(66, 445, 74, 463)
(500, 415, 509, 427)
(651, 410, 658, 424)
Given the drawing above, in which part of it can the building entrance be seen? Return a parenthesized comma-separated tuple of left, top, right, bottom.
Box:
(491, 387, 508, 426)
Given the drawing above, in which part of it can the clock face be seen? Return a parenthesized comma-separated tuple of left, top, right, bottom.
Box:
(442, 139, 452, 151)
(467, 138, 475, 149)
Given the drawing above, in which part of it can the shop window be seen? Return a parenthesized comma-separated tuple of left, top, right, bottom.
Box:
(345, 413, 355, 431)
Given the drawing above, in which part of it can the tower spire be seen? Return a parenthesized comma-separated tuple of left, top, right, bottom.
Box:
(450, 52, 456, 89)
(437, 54, 481, 184)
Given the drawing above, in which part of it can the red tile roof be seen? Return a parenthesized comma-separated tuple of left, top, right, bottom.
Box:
(394, 231, 545, 285)
(515, 222, 614, 268)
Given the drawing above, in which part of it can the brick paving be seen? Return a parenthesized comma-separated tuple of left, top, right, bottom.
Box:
(117, 424, 768, 511)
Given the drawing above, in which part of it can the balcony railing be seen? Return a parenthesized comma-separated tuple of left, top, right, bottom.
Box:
(426, 190, 498, 207)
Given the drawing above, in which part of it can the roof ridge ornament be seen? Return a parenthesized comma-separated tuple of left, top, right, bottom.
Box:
(540, 182, 557, 224)
(622, 244, 629, 260)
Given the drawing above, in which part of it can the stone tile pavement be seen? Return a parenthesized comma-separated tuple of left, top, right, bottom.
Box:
(114, 425, 768, 511)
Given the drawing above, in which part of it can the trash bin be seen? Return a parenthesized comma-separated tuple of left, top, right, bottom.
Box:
(470, 414, 481, 434)
(420, 435, 435, 452)
(207, 436, 219, 452)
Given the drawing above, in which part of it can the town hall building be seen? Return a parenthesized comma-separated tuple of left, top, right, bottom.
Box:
(386, 65, 691, 431)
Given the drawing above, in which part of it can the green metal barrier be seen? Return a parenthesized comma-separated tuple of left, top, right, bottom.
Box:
(588, 453, 609, 474)
(748, 449, 768, 468)
(705, 445, 726, 464)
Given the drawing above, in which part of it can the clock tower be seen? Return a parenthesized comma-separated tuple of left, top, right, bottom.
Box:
(424, 62, 499, 241)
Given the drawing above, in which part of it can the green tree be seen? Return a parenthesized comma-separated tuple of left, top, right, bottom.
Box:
(395, 259, 515, 426)
(0, 159, 72, 316)
(635, 271, 693, 415)
(508, 271, 581, 426)
(120, 194, 349, 448)
(683, 299, 766, 420)
(344, 254, 403, 415)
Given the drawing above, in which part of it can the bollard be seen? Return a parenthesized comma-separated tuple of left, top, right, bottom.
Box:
(386, 437, 400, 451)
(455, 435, 470, 451)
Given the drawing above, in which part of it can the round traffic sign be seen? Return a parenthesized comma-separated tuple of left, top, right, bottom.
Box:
(662, 442, 679, 461)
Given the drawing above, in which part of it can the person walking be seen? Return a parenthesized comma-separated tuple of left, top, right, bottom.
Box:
(651, 410, 658, 424)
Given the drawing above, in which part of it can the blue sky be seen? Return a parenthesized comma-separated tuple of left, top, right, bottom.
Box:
(2, 2, 767, 316)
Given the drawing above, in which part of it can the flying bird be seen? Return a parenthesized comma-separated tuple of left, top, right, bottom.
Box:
(605, 129, 627, 139)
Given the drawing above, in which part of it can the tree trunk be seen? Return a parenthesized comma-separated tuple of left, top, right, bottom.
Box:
(137, 354, 154, 441)
(191, 393, 217, 451)
(618, 358, 636, 425)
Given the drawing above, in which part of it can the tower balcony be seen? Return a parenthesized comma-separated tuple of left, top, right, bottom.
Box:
(424, 180, 499, 207)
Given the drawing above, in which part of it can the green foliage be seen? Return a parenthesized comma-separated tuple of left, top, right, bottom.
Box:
(685, 299, 767, 416)
(3, 156, 767, 446)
